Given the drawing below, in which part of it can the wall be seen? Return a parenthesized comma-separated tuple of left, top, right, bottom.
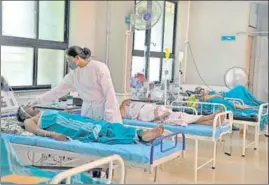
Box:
(94, 1, 134, 96)
(177, 1, 251, 86)
(69, 1, 97, 54)
(258, 3, 268, 32)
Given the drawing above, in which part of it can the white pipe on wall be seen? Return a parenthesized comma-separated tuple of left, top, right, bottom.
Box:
(183, 0, 191, 83)
(105, 1, 111, 66)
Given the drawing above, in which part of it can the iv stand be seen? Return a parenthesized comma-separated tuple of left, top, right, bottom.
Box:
(164, 48, 171, 105)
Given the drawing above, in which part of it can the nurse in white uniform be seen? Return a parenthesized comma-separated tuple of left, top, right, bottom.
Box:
(29, 46, 122, 123)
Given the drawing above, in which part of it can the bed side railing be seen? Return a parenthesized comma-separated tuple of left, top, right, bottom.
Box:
(224, 97, 245, 105)
(166, 105, 198, 115)
(171, 100, 227, 114)
(50, 155, 125, 184)
(149, 131, 186, 165)
(212, 111, 233, 141)
(258, 103, 268, 124)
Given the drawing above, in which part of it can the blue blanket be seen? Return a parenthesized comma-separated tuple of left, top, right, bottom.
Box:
(40, 110, 141, 145)
(204, 86, 268, 129)
(1, 138, 105, 184)
(210, 85, 264, 106)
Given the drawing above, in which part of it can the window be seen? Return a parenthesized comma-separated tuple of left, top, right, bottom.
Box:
(0, 0, 70, 90)
(1, 46, 34, 86)
(131, 0, 177, 83)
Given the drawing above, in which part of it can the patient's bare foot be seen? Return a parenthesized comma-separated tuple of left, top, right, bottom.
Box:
(140, 125, 164, 142)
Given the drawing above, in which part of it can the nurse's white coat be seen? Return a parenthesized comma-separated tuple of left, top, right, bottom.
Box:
(36, 60, 122, 123)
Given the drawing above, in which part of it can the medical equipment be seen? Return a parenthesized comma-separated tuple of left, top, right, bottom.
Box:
(162, 48, 171, 105)
(122, 104, 233, 182)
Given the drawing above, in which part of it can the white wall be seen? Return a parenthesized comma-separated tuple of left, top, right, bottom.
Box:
(69, 1, 97, 54)
(177, 1, 251, 86)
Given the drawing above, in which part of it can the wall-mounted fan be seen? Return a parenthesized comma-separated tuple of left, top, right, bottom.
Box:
(129, 1, 162, 31)
(224, 67, 248, 89)
(126, 1, 162, 96)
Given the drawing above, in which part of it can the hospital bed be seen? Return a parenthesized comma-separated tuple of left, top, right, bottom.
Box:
(2, 131, 184, 183)
(172, 99, 268, 157)
(1, 89, 186, 183)
(1, 138, 125, 184)
(122, 104, 233, 182)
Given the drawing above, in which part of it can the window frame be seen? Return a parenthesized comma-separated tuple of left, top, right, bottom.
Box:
(0, 0, 70, 91)
(132, 0, 178, 83)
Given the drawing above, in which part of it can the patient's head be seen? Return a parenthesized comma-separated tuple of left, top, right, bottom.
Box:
(17, 105, 40, 122)
(136, 73, 145, 83)
(195, 87, 209, 97)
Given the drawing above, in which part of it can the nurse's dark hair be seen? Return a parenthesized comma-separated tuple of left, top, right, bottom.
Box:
(66, 46, 91, 59)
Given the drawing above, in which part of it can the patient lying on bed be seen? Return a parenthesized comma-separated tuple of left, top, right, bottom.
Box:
(194, 85, 265, 109)
(120, 99, 225, 127)
(16, 105, 164, 144)
(195, 87, 253, 110)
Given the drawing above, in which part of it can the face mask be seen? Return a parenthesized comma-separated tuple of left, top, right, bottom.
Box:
(67, 58, 78, 70)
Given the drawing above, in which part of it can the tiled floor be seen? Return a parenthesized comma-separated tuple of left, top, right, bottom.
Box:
(115, 131, 268, 184)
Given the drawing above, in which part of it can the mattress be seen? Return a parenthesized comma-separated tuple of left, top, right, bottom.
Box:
(182, 109, 258, 122)
(1, 133, 182, 164)
(123, 119, 230, 139)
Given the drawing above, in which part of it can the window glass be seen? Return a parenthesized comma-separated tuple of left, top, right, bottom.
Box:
(1, 46, 34, 86)
(37, 49, 65, 85)
(2, 1, 36, 38)
(39, 1, 65, 41)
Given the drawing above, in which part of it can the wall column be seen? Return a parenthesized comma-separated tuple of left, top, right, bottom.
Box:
(95, 1, 134, 103)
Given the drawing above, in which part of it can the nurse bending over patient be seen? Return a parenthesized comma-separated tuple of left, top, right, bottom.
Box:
(16, 105, 164, 144)
(28, 46, 122, 123)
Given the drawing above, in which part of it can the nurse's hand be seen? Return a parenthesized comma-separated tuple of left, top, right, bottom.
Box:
(52, 133, 69, 141)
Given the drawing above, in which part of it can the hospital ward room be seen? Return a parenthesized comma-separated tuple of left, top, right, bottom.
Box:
(1, 0, 268, 184)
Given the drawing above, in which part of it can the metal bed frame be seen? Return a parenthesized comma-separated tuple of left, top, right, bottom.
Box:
(7, 127, 185, 183)
(173, 99, 268, 157)
(123, 103, 233, 182)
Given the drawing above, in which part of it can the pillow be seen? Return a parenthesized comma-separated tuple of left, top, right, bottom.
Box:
(1, 117, 34, 136)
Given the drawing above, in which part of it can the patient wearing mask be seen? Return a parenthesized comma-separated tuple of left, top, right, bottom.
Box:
(16, 105, 164, 144)
(120, 99, 225, 126)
